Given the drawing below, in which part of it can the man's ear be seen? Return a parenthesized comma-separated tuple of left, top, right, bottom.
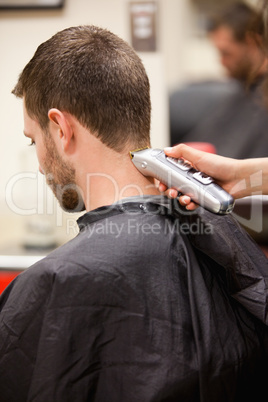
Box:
(48, 108, 73, 152)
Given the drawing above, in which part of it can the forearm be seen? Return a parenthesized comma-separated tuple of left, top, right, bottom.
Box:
(232, 158, 268, 199)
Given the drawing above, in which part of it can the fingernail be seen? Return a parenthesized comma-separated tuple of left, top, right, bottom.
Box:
(164, 147, 173, 152)
(169, 189, 177, 198)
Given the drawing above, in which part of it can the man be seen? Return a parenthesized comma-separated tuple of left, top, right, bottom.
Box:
(208, 2, 267, 85)
(0, 26, 267, 402)
(171, 2, 268, 159)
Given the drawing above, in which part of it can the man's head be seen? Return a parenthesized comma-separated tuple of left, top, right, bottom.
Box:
(13, 25, 151, 152)
(207, 2, 265, 83)
(13, 26, 152, 211)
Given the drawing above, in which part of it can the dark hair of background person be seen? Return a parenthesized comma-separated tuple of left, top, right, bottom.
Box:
(12, 25, 151, 152)
(207, 1, 264, 40)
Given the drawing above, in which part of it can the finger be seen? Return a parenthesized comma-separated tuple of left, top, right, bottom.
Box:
(164, 144, 205, 163)
(186, 201, 199, 211)
(178, 195, 191, 206)
(167, 188, 178, 198)
(158, 182, 167, 192)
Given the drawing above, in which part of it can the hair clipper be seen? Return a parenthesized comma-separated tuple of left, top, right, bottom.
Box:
(130, 147, 235, 215)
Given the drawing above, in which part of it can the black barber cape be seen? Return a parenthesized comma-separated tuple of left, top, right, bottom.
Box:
(0, 197, 267, 402)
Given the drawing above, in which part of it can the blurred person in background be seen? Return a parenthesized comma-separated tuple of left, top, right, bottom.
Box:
(208, 1, 267, 86)
(170, 1, 268, 159)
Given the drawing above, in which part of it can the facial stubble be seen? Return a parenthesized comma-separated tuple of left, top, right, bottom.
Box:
(43, 138, 85, 213)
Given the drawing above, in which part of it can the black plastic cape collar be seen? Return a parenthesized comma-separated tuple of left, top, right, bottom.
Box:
(77, 195, 180, 230)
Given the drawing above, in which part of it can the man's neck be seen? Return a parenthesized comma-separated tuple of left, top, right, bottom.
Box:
(76, 144, 161, 211)
(84, 173, 160, 211)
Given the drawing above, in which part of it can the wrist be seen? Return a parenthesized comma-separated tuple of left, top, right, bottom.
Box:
(236, 158, 268, 197)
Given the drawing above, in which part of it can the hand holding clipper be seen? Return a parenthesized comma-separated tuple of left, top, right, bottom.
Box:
(130, 148, 235, 215)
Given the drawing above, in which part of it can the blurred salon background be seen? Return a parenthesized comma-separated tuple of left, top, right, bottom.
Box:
(0, 0, 266, 281)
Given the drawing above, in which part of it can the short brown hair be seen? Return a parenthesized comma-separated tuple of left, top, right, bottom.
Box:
(12, 25, 151, 151)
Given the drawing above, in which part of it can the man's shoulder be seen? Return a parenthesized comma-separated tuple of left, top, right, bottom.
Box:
(15, 200, 187, 280)
(4, 236, 86, 293)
